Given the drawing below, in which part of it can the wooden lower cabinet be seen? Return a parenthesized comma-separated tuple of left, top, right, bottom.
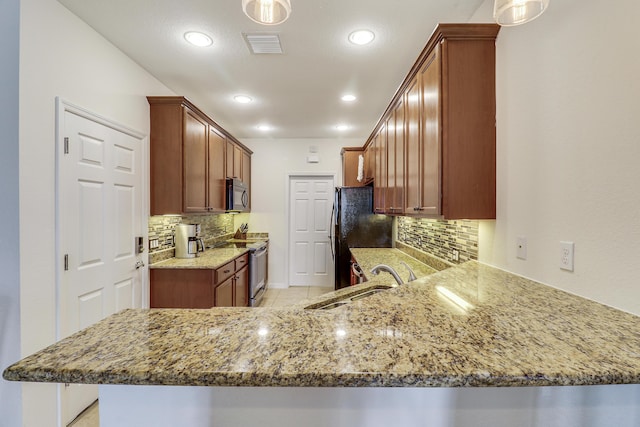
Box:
(150, 253, 250, 308)
(234, 266, 248, 307)
(214, 276, 234, 307)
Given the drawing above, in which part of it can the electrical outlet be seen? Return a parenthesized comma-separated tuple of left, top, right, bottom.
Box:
(560, 241, 574, 271)
(517, 237, 527, 260)
(452, 249, 459, 262)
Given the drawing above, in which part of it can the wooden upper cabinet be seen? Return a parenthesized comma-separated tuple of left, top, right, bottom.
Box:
(402, 42, 445, 216)
(241, 150, 251, 210)
(392, 98, 405, 214)
(404, 75, 422, 214)
(208, 127, 227, 212)
(148, 96, 252, 215)
(226, 141, 243, 179)
(183, 109, 208, 213)
(363, 144, 374, 184)
(385, 113, 396, 213)
(341, 147, 364, 187)
(373, 129, 387, 214)
(364, 24, 499, 219)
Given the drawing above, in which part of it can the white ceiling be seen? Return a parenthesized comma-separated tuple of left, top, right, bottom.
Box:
(57, 0, 486, 140)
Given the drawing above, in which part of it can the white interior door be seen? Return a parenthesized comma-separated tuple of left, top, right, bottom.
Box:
(288, 176, 334, 287)
(56, 99, 146, 425)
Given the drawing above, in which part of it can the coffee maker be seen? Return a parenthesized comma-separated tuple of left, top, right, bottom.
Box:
(175, 224, 204, 259)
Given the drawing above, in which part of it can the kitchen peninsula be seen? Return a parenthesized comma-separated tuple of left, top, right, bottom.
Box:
(4, 262, 640, 426)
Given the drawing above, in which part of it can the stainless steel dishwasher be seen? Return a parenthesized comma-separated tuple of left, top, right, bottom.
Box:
(248, 241, 268, 307)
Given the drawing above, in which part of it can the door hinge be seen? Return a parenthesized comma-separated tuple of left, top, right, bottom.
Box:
(64, 137, 69, 154)
(64, 254, 69, 271)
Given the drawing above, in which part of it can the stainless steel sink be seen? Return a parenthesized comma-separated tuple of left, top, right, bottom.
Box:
(304, 285, 393, 310)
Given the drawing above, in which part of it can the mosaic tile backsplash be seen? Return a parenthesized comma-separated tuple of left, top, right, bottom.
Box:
(396, 217, 478, 264)
(148, 214, 235, 263)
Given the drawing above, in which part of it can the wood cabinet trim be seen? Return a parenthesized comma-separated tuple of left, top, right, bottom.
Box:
(147, 96, 253, 155)
(361, 24, 499, 151)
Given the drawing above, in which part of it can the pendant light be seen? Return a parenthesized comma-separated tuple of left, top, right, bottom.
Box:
(242, 0, 291, 26)
(493, 0, 550, 26)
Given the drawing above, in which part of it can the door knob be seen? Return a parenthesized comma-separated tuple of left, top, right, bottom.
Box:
(135, 260, 145, 269)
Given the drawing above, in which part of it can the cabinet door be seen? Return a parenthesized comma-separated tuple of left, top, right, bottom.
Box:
(226, 140, 236, 179)
(234, 266, 249, 307)
(419, 47, 442, 215)
(150, 269, 214, 308)
(208, 127, 227, 212)
(373, 129, 387, 214)
(226, 142, 242, 179)
(364, 144, 373, 183)
(183, 108, 208, 213)
(404, 76, 421, 213)
(385, 113, 396, 213)
(215, 277, 234, 307)
(393, 98, 405, 214)
(341, 149, 363, 187)
(241, 150, 251, 210)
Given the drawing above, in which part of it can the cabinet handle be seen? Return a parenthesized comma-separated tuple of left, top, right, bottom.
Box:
(224, 269, 231, 273)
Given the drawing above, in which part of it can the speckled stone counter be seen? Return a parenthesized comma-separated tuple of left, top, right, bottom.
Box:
(150, 247, 249, 269)
(350, 248, 439, 286)
(294, 248, 440, 309)
(5, 261, 640, 387)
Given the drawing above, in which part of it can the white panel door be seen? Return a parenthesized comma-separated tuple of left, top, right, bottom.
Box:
(57, 100, 146, 425)
(289, 176, 334, 286)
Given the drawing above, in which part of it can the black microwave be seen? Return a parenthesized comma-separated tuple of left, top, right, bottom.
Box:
(226, 178, 249, 212)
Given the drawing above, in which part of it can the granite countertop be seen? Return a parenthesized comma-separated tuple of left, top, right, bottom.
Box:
(350, 248, 439, 285)
(5, 261, 640, 388)
(150, 247, 249, 270)
(293, 248, 440, 309)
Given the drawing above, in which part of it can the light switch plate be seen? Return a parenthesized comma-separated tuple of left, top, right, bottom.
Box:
(516, 237, 527, 260)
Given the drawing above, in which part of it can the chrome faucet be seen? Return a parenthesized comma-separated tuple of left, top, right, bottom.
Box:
(400, 261, 417, 282)
(370, 264, 404, 286)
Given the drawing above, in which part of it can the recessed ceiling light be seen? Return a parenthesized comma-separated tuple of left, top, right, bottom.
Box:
(348, 30, 375, 45)
(234, 95, 253, 104)
(257, 124, 271, 131)
(184, 31, 213, 47)
(341, 94, 357, 102)
(336, 124, 349, 131)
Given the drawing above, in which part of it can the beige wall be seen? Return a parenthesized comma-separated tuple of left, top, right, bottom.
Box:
(471, 0, 640, 315)
(18, 0, 174, 424)
(0, 0, 21, 424)
(236, 138, 359, 287)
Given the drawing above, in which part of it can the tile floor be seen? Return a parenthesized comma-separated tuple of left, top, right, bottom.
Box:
(68, 400, 99, 427)
(70, 285, 332, 426)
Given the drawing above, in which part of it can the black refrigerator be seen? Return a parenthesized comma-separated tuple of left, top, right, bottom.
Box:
(331, 186, 393, 289)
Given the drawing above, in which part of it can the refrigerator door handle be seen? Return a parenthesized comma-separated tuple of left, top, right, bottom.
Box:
(329, 202, 335, 261)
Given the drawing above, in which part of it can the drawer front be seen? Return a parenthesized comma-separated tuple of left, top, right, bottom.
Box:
(215, 260, 235, 283)
(235, 253, 249, 271)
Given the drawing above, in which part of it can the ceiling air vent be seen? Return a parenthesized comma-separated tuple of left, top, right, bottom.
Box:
(243, 33, 283, 54)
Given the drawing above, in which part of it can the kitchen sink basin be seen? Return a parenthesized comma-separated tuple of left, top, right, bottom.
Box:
(304, 285, 394, 310)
